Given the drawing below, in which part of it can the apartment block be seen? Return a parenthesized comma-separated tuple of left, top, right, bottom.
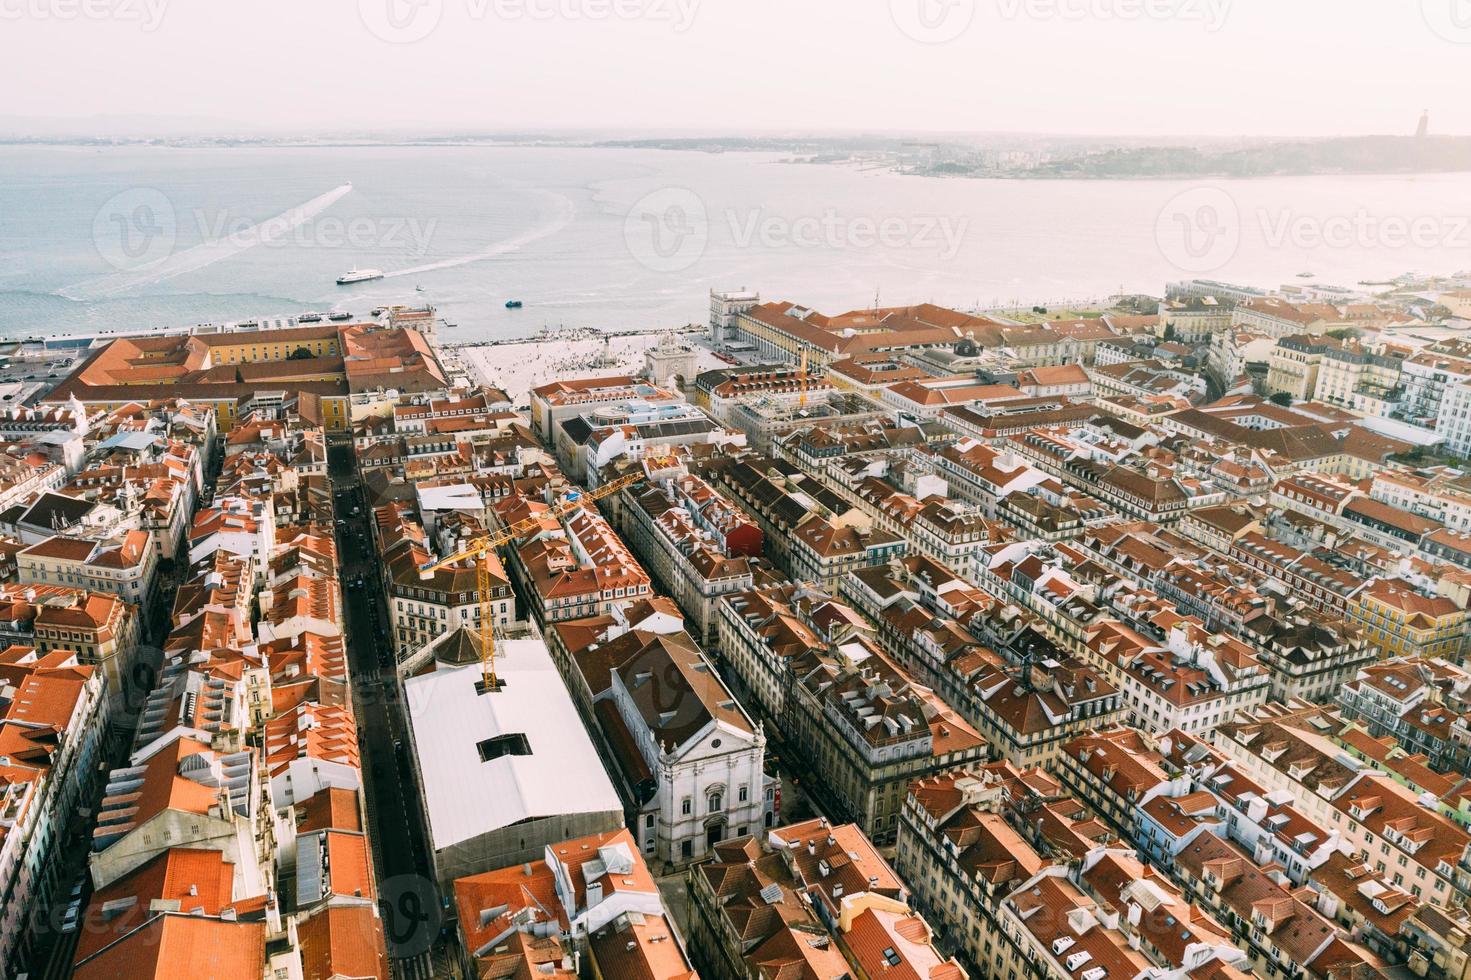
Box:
(621, 470, 764, 644)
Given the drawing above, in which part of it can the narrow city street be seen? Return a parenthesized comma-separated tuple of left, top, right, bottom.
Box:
(328, 443, 457, 980)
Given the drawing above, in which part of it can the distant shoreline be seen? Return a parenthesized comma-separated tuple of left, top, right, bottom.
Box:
(7, 135, 1471, 182)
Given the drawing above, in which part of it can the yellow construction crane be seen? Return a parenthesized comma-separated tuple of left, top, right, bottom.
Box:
(798, 349, 809, 409)
(417, 472, 644, 690)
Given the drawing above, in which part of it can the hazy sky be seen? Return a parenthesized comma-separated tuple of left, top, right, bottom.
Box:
(5, 0, 1470, 137)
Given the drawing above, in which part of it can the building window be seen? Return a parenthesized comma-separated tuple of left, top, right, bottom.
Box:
(709, 793, 723, 813)
(681, 798, 692, 815)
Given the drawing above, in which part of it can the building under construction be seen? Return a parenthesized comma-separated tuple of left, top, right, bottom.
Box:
(401, 629, 624, 890)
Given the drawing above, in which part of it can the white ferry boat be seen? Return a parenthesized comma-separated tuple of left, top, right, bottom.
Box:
(336, 267, 385, 285)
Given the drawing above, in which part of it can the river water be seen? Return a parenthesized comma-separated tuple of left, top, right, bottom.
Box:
(2, 143, 1469, 340)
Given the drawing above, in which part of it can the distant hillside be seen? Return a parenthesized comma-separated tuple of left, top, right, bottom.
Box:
(1025, 136, 1471, 178)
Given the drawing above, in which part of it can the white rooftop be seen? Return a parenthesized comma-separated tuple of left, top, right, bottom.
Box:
(416, 483, 484, 512)
(1352, 416, 1441, 447)
(100, 431, 159, 451)
(404, 637, 622, 851)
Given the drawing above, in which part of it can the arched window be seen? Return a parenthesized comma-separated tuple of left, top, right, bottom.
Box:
(708, 792, 723, 813)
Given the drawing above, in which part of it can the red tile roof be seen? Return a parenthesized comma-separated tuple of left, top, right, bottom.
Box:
(73, 914, 266, 980)
(74, 847, 249, 963)
(296, 906, 388, 980)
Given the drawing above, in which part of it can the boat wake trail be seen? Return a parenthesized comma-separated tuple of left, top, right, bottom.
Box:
(384, 191, 574, 279)
(59, 183, 355, 301)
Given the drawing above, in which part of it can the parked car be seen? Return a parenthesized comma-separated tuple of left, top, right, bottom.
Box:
(61, 905, 81, 933)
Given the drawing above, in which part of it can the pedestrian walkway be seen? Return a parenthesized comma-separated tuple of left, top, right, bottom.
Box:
(394, 947, 457, 979)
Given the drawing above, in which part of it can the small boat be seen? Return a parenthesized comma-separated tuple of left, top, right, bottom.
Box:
(328, 311, 352, 322)
(505, 300, 523, 309)
(298, 312, 324, 323)
(337, 267, 384, 285)
(1296, 272, 1315, 278)
(415, 284, 426, 292)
